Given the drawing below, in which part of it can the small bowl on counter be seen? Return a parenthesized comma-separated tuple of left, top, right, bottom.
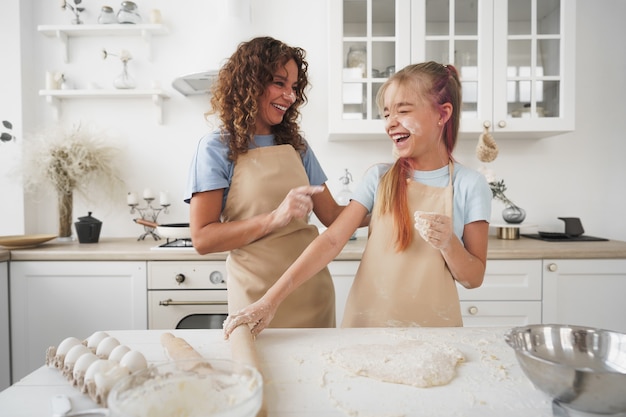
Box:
(505, 324, 626, 415)
(107, 358, 263, 417)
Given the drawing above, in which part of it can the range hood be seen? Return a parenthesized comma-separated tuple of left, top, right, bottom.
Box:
(172, 71, 218, 96)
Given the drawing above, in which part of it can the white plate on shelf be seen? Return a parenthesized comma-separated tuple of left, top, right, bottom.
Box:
(0, 234, 57, 249)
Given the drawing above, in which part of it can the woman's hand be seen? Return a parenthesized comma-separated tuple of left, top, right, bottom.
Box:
(414, 211, 453, 250)
(269, 185, 324, 228)
(223, 297, 277, 339)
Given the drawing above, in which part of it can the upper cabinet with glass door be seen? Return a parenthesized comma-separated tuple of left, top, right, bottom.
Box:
(328, 0, 411, 140)
(328, 0, 575, 140)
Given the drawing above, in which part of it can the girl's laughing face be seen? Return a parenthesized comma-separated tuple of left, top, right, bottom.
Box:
(382, 81, 447, 166)
(255, 59, 298, 134)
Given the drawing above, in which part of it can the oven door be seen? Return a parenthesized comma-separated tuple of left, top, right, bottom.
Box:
(148, 290, 228, 329)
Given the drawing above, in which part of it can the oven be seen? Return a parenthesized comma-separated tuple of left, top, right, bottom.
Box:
(147, 258, 228, 329)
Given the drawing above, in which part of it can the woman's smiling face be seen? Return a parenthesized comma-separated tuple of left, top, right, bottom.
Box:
(382, 80, 450, 167)
(255, 59, 298, 134)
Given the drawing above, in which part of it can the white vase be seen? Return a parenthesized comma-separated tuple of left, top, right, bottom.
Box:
(114, 61, 136, 89)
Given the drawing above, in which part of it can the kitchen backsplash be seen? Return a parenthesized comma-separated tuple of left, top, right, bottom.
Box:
(1, 0, 626, 242)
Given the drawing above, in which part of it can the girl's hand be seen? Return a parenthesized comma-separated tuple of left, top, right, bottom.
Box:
(223, 297, 277, 339)
(414, 211, 453, 250)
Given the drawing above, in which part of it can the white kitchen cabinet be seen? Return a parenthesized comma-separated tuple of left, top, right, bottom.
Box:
(328, 0, 575, 140)
(9, 261, 147, 383)
(458, 259, 542, 327)
(329, 261, 360, 327)
(542, 259, 626, 333)
(0, 261, 10, 391)
(330, 259, 542, 328)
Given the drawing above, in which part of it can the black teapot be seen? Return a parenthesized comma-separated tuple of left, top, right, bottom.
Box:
(74, 212, 102, 243)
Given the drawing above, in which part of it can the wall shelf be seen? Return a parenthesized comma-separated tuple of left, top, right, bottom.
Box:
(37, 24, 169, 62)
(39, 89, 170, 124)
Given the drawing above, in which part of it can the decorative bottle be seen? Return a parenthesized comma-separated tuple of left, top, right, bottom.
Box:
(337, 169, 357, 240)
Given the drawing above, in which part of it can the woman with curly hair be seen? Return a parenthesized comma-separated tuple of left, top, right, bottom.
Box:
(185, 37, 349, 329)
(223, 61, 492, 337)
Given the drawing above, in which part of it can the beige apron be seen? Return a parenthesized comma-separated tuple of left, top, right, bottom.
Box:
(342, 162, 462, 327)
(223, 144, 335, 328)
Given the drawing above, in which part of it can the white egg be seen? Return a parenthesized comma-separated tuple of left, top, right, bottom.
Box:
(86, 331, 109, 350)
(56, 336, 82, 356)
(73, 352, 98, 377)
(83, 359, 115, 395)
(95, 336, 120, 359)
(119, 350, 148, 373)
(63, 344, 91, 369)
(108, 345, 131, 363)
(53, 336, 82, 369)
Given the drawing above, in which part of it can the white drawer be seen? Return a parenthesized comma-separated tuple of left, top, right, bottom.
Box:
(148, 261, 227, 289)
(461, 301, 542, 327)
(458, 259, 542, 301)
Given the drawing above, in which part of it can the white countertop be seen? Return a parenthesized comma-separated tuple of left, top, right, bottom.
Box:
(1, 326, 617, 417)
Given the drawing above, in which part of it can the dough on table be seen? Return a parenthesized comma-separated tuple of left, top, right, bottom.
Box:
(329, 340, 464, 388)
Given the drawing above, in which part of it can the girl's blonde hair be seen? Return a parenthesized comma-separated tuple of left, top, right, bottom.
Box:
(374, 61, 462, 251)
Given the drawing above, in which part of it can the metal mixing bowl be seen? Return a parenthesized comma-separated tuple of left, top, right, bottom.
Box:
(505, 324, 626, 414)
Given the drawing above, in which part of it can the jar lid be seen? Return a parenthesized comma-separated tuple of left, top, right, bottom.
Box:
(101, 5, 114, 12)
(120, 1, 138, 10)
(76, 212, 101, 224)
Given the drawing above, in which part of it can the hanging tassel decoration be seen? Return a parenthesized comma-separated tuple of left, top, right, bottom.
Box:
(476, 124, 499, 162)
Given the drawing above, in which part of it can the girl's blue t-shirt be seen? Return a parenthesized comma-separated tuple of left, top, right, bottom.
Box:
(351, 162, 492, 241)
(184, 131, 327, 210)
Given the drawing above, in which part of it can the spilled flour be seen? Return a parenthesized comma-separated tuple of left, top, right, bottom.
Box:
(329, 340, 465, 388)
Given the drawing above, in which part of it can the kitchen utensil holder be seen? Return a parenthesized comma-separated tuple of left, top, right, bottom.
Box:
(129, 198, 169, 240)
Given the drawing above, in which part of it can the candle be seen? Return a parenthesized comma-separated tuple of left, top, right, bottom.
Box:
(159, 191, 169, 206)
(127, 192, 138, 205)
(143, 188, 155, 199)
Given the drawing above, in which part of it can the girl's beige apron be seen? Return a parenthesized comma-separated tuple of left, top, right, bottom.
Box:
(342, 162, 462, 327)
(223, 144, 335, 328)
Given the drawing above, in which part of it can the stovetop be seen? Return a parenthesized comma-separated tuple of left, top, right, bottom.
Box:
(151, 238, 195, 250)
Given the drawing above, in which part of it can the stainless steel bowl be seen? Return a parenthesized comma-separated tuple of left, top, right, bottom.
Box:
(505, 324, 626, 414)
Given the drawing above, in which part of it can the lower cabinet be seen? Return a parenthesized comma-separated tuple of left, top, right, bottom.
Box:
(9, 261, 147, 383)
(329, 261, 360, 327)
(543, 259, 626, 333)
(458, 260, 543, 327)
(0, 261, 9, 391)
(330, 260, 543, 328)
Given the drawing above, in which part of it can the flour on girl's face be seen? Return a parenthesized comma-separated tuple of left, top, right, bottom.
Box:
(398, 116, 422, 136)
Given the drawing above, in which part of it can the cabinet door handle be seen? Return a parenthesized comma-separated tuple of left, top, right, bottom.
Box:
(468, 306, 479, 315)
(497, 120, 507, 128)
(547, 263, 558, 272)
(159, 299, 227, 306)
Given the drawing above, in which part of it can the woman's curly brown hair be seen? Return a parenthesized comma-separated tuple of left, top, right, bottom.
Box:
(206, 36, 309, 161)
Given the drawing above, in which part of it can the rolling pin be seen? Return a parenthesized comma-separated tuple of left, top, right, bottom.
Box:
(229, 325, 267, 417)
(160, 332, 212, 373)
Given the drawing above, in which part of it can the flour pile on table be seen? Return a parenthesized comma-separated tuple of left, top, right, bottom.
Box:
(329, 340, 465, 388)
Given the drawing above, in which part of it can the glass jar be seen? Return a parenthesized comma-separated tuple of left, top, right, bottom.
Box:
(347, 46, 367, 78)
(98, 6, 117, 24)
(117, 1, 142, 24)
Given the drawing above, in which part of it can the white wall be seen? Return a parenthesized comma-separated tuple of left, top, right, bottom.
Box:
(0, 0, 25, 235)
(2, 0, 625, 242)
